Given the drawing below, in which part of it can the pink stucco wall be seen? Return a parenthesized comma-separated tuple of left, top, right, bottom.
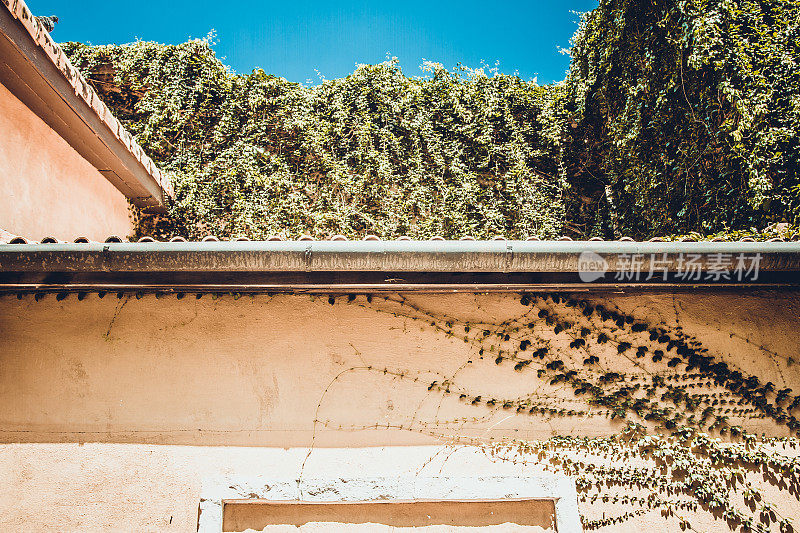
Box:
(0, 81, 133, 241)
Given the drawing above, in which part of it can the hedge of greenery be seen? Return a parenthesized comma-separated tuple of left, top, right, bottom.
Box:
(566, 0, 800, 238)
(62, 0, 799, 240)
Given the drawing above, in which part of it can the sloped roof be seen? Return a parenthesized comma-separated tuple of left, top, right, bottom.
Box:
(0, 0, 171, 210)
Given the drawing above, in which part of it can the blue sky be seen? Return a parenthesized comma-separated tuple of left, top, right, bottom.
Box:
(32, 0, 598, 84)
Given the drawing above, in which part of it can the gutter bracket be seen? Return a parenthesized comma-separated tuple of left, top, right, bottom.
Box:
(504, 243, 513, 274)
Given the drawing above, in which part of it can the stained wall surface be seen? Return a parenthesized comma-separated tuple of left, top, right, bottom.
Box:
(0, 290, 798, 531)
(0, 81, 132, 240)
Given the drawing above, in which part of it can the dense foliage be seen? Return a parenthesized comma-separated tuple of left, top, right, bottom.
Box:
(62, 0, 800, 240)
(567, 0, 800, 237)
(64, 42, 568, 239)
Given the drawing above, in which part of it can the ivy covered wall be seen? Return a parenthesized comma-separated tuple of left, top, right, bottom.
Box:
(1, 290, 799, 531)
(61, 0, 800, 241)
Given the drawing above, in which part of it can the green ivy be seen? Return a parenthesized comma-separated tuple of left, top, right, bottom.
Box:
(61, 0, 800, 240)
(567, 0, 800, 237)
(63, 41, 568, 240)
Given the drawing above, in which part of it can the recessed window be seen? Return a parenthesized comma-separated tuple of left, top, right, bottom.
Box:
(222, 499, 557, 532)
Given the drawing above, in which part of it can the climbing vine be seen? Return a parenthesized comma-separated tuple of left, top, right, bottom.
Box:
(62, 40, 568, 241)
(304, 291, 800, 531)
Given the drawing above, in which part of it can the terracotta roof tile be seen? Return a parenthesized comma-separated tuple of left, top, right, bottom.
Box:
(1, 232, 798, 245)
(0, 228, 20, 243)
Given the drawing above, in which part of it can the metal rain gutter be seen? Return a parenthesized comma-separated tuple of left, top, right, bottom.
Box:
(1, 240, 799, 293)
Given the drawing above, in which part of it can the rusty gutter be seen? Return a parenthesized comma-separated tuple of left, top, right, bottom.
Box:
(0, 241, 799, 292)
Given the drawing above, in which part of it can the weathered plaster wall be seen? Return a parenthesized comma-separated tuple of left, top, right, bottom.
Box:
(0, 444, 569, 533)
(1, 291, 797, 446)
(0, 291, 798, 531)
(0, 81, 133, 240)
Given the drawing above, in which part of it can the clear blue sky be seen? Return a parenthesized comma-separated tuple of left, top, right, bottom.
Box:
(32, 0, 598, 84)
